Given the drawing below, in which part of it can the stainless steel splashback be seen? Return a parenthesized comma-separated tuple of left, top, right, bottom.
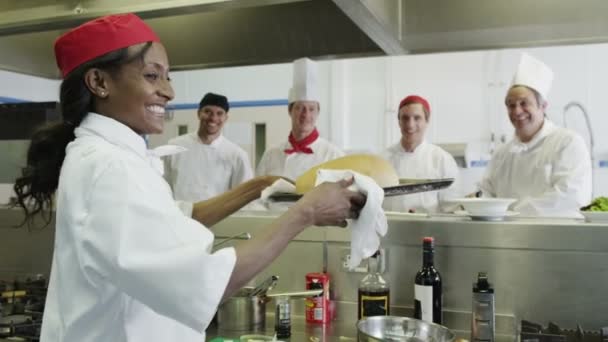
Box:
(0, 101, 59, 185)
(213, 212, 608, 331)
(0, 140, 28, 184)
(1, 208, 607, 333)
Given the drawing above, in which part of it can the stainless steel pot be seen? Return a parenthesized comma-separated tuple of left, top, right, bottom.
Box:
(216, 286, 324, 332)
(217, 287, 265, 331)
(357, 316, 455, 342)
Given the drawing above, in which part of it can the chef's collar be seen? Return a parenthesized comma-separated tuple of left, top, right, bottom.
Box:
(511, 119, 556, 152)
(76, 112, 148, 160)
(197, 133, 224, 148)
(398, 140, 427, 154)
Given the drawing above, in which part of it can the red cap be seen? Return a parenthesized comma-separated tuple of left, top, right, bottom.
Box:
(423, 236, 434, 243)
(398, 95, 431, 114)
(54, 13, 160, 78)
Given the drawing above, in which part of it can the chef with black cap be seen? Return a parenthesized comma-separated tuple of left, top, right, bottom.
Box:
(165, 92, 253, 201)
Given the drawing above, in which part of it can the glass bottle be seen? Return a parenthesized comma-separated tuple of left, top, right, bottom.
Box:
(357, 250, 390, 320)
(275, 295, 291, 339)
(414, 236, 442, 324)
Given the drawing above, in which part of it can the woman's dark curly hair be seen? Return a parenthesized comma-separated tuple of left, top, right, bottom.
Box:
(13, 42, 153, 226)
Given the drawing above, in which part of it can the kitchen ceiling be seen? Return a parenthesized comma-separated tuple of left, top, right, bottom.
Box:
(2, 0, 608, 79)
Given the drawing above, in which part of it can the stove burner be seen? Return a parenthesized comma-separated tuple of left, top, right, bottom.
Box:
(521, 320, 608, 342)
(0, 276, 46, 342)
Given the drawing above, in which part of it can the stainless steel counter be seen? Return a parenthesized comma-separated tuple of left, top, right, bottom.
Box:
(206, 309, 516, 341)
(206, 312, 358, 341)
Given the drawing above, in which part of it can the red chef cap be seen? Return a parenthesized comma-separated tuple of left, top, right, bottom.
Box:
(398, 95, 431, 117)
(54, 13, 160, 78)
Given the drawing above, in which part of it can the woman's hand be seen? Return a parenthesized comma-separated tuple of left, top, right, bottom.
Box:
(224, 177, 365, 299)
(293, 177, 366, 227)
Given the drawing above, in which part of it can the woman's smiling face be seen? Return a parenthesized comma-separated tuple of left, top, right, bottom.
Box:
(100, 42, 175, 135)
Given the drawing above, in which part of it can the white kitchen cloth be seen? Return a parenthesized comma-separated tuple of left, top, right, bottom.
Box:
(315, 169, 387, 269)
(147, 144, 187, 176)
(260, 179, 297, 203)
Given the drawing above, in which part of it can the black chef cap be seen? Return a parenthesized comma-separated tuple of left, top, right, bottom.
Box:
(198, 92, 229, 112)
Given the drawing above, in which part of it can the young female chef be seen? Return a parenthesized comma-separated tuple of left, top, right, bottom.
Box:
(12, 13, 364, 342)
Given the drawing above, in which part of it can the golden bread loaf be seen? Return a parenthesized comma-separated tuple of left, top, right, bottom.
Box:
(294, 154, 399, 194)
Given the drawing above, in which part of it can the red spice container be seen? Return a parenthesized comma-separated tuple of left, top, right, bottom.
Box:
(305, 272, 331, 324)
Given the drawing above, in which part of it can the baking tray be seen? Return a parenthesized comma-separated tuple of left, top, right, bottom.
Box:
(268, 178, 454, 202)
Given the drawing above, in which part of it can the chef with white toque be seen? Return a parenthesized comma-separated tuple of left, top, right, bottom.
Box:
(478, 53, 592, 217)
(256, 57, 344, 181)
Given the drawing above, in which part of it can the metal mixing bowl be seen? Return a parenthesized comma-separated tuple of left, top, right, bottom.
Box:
(357, 316, 455, 342)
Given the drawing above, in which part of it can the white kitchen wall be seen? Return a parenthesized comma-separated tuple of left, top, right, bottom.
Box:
(0, 69, 59, 102)
(1, 43, 606, 198)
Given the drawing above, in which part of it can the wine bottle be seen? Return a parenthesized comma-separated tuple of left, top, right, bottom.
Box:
(413, 236, 442, 324)
(358, 250, 390, 320)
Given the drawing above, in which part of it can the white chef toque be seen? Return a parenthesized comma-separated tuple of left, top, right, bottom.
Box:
(511, 53, 554, 100)
(288, 57, 321, 104)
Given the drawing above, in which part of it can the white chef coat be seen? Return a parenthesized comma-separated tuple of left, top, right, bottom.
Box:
(164, 133, 253, 202)
(256, 137, 344, 180)
(478, 120, 592, 218)
(40, 113, 236, 342)
(382, 142, 459, 213)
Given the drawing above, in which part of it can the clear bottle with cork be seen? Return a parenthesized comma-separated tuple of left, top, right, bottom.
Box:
(357, 250, 390, 320)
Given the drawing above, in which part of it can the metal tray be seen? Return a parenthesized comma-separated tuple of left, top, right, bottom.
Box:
(268, 178, 454, 202)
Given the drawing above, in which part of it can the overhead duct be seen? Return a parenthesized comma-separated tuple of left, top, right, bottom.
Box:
(2, 0, 608, 78)
(0, 0, 383, 78)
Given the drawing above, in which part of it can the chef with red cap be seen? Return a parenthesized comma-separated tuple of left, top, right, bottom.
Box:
(256, 57, 344, 180)
(382, 95, 459, 213)
(12, 13, 364, 342)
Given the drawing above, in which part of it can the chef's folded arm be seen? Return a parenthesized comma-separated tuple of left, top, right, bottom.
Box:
(477, 133, 592, 216)
(512, 136, 592, 216)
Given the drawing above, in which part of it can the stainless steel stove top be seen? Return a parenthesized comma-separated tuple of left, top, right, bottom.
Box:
(521, 320, 608, 342)
(0, 275, 46, 342)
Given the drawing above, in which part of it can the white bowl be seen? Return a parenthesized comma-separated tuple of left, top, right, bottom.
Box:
(580, 211, 608, 223)
(450, 198, 517, 216)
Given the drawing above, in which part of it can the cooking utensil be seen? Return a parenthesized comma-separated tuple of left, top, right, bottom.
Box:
(217, 287, 266, 331)
(214, 232, 251, 248)
(249, 275, 279, 297)
(357, 316, 455, 342)
(265, 289, 322, 298)
(322, 239, 328, 273)
(384, 178, 454, 197)
(269, 178, 455, 202)
(217, 287, 324, 331)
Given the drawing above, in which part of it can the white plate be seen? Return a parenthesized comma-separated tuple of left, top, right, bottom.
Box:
(455, 210, 519, 221)
(580, 211, 608, 223)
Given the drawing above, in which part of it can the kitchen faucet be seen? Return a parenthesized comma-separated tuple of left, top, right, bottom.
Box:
(563, 101, 595, 197)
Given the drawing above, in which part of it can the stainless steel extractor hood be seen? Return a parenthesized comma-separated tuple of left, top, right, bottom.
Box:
(0, 0, 383, 79)
(2, 0, 608, 79)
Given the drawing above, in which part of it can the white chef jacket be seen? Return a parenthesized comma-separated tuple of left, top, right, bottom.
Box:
(164, 133, 253, 202)
(381, 142, 459, 213)
(40, 113, 236, 342)
(256, 137, 344, 180)
(478, 120, 592, 218)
